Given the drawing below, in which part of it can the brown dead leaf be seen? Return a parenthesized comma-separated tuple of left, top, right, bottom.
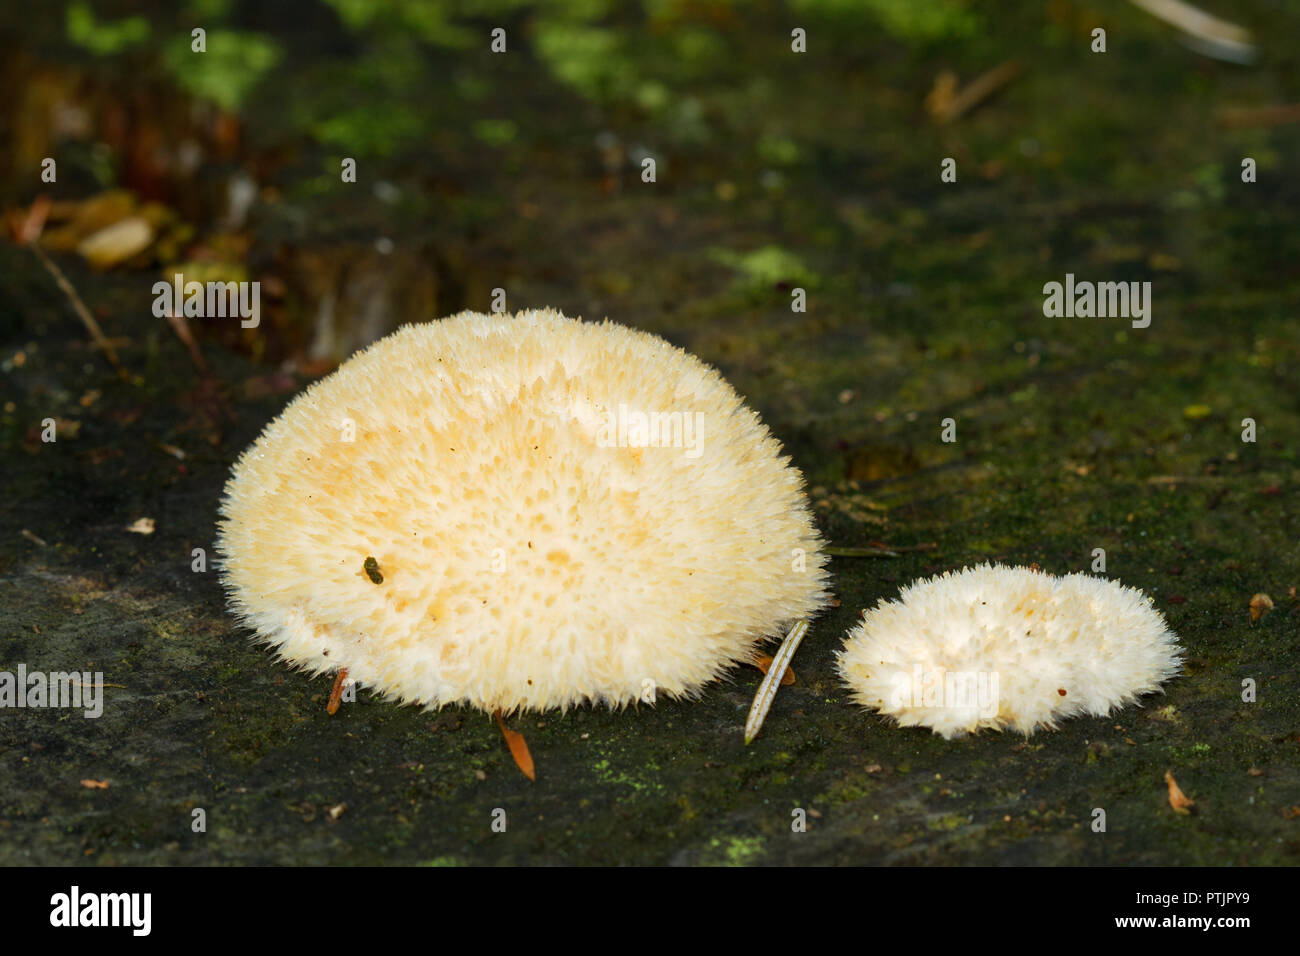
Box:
(41, 190, 136, 250)
(80, 779, 110, 789)
(1164, 770, 1195, 814)
(1249, 592, 1274, 623)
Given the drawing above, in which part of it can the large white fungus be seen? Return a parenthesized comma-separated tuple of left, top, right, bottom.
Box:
(217, 309, 828, 716)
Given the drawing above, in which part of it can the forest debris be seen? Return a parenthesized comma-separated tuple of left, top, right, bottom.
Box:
(326, 669, 349, 715)
(29, 243, 129, 380)
(1145, 704, 1180, 724)
(154, 442, 186, 460)
(163, 309, 207, 372)
(744, 620, 808, 744)
(43, 417, 84, 443)
(1146, 474, 1226, 486)
(926, 61, 1022, 124)
(751, 653, 796, 686)
(1129, 0, 1255, 64)
(77, 216, 154, 269)
(1248, 593, 1274, 623)
(1164, 770, 1195, 814)
(242, 371, 298, 399)
(126, 517, 156, 535)
(1217, 104, 1300, 128)
(826, 546, 899, 558)
(20, 529, 49, 547)
(80, 779, 110, 790)
(495, 710, 536, 781)
(11, 194, 51, 243)
(40, 191, 135, 249)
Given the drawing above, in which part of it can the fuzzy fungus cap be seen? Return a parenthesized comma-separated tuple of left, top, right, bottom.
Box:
(217, 309, 828, 713)
(836, 564, 1182, 738)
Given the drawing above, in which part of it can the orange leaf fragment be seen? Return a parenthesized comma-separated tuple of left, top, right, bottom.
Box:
(495, 710, 536, 781)
(1164, 770, 1195, 814)
(80, 779, 110, 789)
(1249, 593, 1274, 623)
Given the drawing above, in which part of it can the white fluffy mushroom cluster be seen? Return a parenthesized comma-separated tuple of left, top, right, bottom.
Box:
(836, 564, 1182, 737)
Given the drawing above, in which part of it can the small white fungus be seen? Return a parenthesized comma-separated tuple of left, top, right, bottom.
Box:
(836, 564, 1182, 738)
(217, 309, 828, 715)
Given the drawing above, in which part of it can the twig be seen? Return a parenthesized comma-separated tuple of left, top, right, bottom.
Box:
(929, 60, 1022, 124)
(326, 668, 349, 715)
(164, 309, 208, 372)
(29, 243, 129, 380)
(1216, 104, 1300, 129)
(826, 542, 937, 558)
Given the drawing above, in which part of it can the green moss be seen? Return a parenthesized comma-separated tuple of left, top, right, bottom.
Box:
(66, 2, 149, 55)
(161, 31, 281, 112)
